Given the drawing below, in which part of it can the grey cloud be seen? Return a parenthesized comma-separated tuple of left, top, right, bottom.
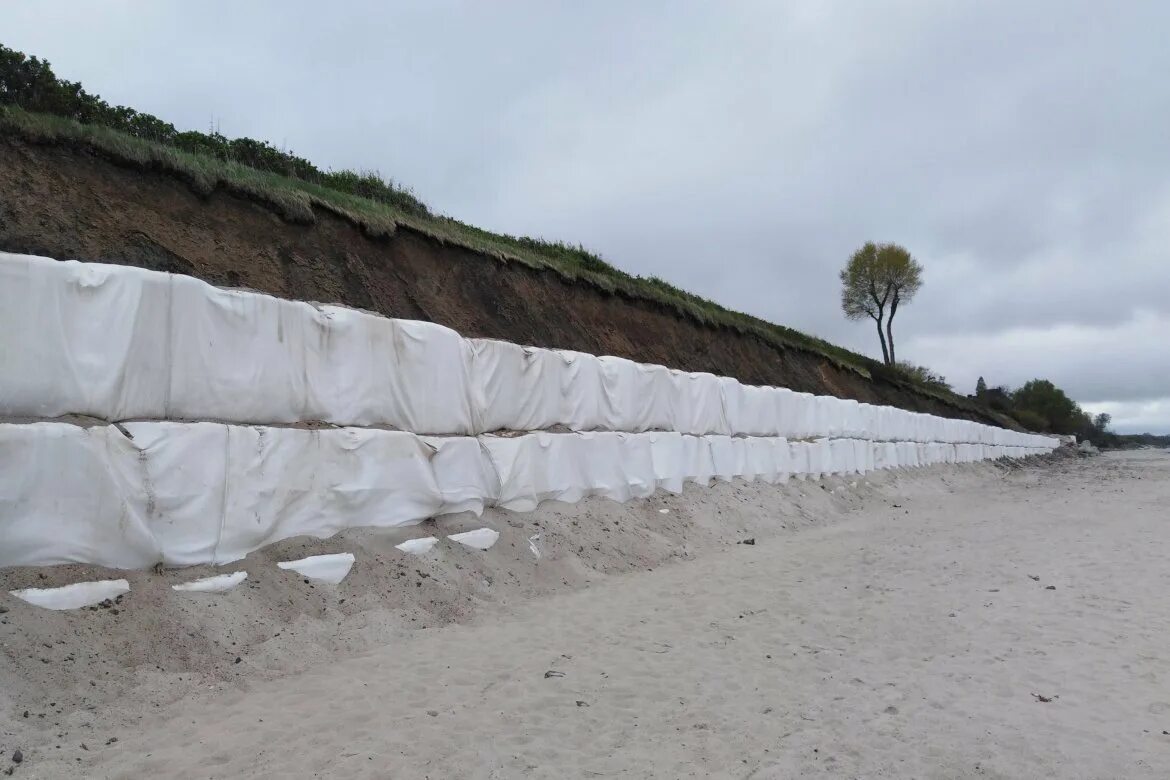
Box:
(2, 0, 1167, 431)
(905, 309, 1170, 412)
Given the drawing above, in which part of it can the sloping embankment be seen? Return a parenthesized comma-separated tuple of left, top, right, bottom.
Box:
(0, 134, 1004, 425)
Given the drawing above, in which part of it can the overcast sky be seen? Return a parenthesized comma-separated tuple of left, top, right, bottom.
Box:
(3, 1, 1167, 432)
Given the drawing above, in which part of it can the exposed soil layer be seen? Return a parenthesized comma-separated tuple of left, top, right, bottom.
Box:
(0, 136, 998, 423)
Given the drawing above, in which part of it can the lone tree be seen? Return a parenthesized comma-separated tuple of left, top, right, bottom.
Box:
(840, 242, 923, 365)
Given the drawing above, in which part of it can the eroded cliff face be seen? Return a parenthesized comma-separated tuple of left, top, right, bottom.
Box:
(0, 135, 997, 423)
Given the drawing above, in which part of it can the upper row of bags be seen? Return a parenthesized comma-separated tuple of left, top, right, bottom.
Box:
(0, 253, 1053, 448)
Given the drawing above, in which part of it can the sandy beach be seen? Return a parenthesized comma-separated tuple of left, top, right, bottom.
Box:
(3, 450, 1169, 778)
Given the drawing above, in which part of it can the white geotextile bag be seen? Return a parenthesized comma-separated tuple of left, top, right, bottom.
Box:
(166, 276, 315, 423)
(807, 439, 833, 478)
(481, 431, 658, 512)
(0, 423, 159, 569)
(706, 435, 742, 482)
(646, 431, 686, 493)
(554, 350, 607, 430)
(672, 371, 729, 435)
(679, 434, 717, 486)
(770, 387, 800, 438)
(301, 305, 409, 427)
(420, 435, 500, 516)
(0, 253, 172, 419)
(598, 357, 676, 432)
(122, 423, 445, 565)
(213, 425, 444, 562)
(468, 340, 565, 433)
(364, 318, 477, 435)
(873, 441, 897, 470)
(742, 436, 791, 483)
(723, 382, 782, 438)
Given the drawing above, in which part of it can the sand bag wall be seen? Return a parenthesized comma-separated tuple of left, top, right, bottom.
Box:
(0, 252, 1057, 569)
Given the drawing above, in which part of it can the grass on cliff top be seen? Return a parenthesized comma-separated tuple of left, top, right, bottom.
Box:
(0, 105, 1001, 419)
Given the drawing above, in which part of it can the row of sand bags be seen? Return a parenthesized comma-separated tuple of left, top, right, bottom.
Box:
(0, 421, 1053, 569)
(1, 253, 1055, 448)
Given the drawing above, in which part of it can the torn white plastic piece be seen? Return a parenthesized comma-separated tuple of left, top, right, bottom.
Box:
(277, 553, 355, 584)
(395, 536, 439, 555)
(448, 528, 500, 551)
(171, 571, 247, 593)
(658, 508, 670, 514)
(527, 533, 542, 559)
(10, 579, 129, 610)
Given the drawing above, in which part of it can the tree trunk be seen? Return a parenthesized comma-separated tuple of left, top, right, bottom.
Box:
(886, 295, 899, 366)
(871, 314, 890, 364)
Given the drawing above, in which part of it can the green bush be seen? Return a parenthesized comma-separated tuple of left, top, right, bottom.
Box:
(1011, 379, 1084, 435)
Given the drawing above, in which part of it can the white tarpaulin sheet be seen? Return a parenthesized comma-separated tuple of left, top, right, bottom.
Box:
(9, 579, 130, 610)
(172, 571, 248, 593)
(276, 553, 355, 584)
(448, 528, 500, 551)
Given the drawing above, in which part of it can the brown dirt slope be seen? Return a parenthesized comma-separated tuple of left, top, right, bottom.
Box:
(0, 135, 1002, 424)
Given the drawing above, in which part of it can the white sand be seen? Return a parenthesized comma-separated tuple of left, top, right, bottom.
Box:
(3, 450, 1169, 778)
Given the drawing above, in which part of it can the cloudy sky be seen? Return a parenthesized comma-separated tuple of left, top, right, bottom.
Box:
(3, 1, 1167, 432)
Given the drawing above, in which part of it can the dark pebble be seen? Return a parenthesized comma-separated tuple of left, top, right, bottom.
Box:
(1045, 585, 1056, 590)
(12, 750, 22, 763)
(234, 657, 242, 664)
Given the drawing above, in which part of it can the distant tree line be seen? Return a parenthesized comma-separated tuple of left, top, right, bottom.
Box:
(971, 376, 1166, 448)
(0, 43, 430, 217)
